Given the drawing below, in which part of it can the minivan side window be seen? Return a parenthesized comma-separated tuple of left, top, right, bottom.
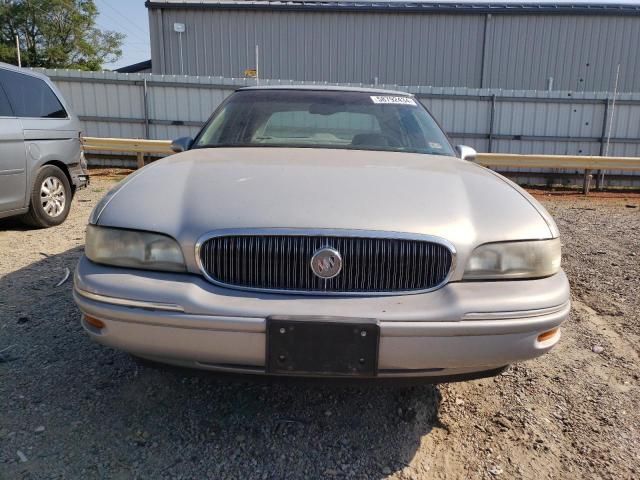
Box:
(0, 83, 12, 116)
(0, 69, 67, 118)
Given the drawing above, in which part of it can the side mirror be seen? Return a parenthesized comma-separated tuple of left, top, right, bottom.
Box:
(456, 145, 477, 162)
(171, 136, 194, 153)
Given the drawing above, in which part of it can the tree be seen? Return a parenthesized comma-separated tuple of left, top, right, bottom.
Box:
(0, 0, 124, 71)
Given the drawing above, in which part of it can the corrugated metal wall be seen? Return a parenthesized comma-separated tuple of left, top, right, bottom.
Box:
(150, 9, 486, 86)
(39, 69, 640, 185)
(148, 8, 640, 92)
(483, 14, 640, 92)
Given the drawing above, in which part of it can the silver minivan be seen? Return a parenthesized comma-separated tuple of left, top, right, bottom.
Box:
(0, 62, 88, 227)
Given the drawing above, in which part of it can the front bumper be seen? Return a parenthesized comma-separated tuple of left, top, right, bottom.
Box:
(74, 256, 570, 378)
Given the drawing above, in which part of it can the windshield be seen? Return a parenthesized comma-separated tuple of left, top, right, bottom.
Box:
(194, 89, 455, 156)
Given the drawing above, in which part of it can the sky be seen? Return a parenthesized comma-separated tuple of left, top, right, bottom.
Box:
(97, 0, 640, 71)
(96, 0, 150, 70)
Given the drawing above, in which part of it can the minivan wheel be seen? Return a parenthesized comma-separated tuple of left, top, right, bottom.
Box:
(21, 165, 72, 228)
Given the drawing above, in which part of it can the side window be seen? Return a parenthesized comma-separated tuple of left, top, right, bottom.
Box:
(0, 69, 67, 118)
(0, 83, 12, 116)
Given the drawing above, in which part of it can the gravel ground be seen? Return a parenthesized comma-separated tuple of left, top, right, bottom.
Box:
(1, 172, 639, 480)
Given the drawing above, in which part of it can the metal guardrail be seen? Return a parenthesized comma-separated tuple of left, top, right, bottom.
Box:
(476, 153, 640, 171)
(81, 137, 640, 192)
(476, 153, 640, 193)
(81, 137, 173, 168)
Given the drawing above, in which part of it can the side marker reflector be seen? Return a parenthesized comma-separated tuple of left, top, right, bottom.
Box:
(537, 328, 559, 342)
(85, 315, 105, 330)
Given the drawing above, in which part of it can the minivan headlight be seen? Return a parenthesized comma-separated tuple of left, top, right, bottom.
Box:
(85, 225, 186, 272)
(463, 238, 561, 280)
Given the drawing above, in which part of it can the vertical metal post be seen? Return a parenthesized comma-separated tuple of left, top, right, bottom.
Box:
(255, 44, 260, 85)
(599, 99, 610, 156)
(15, 35, 21, 67)
(601, 63, 620, 189)
(143, 79, 150, 139)
(596, 98, 610, 190)
(582, 171, 592, 195)
(604, 64, 620, 156)
(141, 79, 150, 168)
(488, 94, 496, 153)
(173, 23, 186, 74)
(178, 31, 184, 75)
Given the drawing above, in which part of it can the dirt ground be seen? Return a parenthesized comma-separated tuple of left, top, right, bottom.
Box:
(1, 171, 638, 480)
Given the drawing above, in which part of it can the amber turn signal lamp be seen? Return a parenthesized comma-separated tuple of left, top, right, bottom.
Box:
(537, 328, 559, 342)
(84, 315, 105, 330)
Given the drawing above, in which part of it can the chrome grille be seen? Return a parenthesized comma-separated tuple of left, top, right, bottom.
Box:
(198, 233, 453, 295)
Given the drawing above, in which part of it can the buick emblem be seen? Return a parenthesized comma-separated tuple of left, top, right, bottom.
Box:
(310, 247, 343, 279)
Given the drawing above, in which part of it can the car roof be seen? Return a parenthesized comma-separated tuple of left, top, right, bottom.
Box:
(0, 62, 53, 81)
(237, 85, 413, 96)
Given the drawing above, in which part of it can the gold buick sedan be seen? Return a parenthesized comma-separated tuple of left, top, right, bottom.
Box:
(74, 86, 569, 381)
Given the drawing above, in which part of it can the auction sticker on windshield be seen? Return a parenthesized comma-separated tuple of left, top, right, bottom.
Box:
(370, 96, 417, 106)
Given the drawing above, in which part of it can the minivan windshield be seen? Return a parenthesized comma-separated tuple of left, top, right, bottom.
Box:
(194, 90, 455, 156)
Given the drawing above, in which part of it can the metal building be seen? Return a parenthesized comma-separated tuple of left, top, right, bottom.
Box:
(146, 1, 640, 92)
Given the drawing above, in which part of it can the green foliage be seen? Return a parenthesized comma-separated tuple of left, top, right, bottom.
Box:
(0, 0, 124, 70)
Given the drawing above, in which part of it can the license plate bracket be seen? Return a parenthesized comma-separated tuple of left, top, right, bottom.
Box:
(266, 318, 379, 377)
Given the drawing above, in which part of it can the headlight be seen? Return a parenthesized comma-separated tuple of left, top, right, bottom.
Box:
(463, 238, 561, 280)
(85, 225, 186, 272)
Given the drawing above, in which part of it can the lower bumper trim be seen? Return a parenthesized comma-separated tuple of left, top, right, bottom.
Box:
(138, 355, 508, 383)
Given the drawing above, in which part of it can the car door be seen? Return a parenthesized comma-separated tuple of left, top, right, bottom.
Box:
(0, 77, 27, 213)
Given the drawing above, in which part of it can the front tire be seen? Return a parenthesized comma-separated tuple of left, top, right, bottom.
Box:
(21, 165, 72, 228)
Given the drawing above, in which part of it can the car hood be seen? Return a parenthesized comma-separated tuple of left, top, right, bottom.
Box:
(95, 148, 556, 276)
